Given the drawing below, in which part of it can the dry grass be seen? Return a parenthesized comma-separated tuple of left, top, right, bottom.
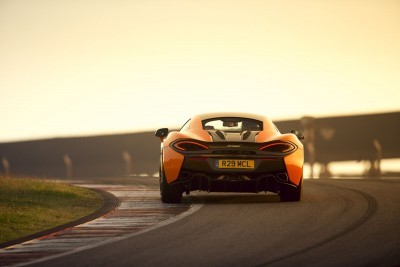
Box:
(0, 176, 103, 243)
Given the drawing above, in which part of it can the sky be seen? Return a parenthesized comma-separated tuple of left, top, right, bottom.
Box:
(1, 0, 399, 143)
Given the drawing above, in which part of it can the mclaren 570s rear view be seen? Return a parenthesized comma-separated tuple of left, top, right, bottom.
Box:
(155, 112, 304, 203)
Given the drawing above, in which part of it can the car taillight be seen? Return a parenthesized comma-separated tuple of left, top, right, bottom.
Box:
(173, 141, 209, 151)
(258, 142, 295, 153)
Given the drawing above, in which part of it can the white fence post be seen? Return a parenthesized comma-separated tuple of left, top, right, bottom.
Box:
(63, 154, 72, 179)
(122, 151, 132, 176)
(2, 157, 10, 177)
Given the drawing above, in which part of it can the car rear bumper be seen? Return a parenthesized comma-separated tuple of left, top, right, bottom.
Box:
(170, 154, 299, 193)
(173, 171, 296, 193)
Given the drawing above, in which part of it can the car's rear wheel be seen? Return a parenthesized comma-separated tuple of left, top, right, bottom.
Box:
(279, 179, 302, 202)
(159, 166, 183, 204)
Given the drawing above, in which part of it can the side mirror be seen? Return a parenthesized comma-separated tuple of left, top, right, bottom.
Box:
(291, 130, 304, 140)
(155, 128, 169, 139)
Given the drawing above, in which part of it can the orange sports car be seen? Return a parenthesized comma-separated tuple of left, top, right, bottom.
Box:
(155, 112, 304, 203)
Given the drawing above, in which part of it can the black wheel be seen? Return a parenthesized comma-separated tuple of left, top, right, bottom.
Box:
(159, 166, 182, 204)
(279, 179, 302, 202)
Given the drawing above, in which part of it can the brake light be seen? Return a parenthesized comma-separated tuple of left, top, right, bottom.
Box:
(173, 141, 209, 151)
(259, 142, 295, 153)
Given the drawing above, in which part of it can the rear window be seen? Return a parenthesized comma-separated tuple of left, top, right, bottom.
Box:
(202, 117, 263, 132)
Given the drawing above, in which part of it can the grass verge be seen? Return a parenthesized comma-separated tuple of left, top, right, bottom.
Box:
(0, 176, 103, 244)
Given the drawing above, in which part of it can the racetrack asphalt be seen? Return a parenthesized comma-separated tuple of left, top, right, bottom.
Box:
(1, 177, 400, 267)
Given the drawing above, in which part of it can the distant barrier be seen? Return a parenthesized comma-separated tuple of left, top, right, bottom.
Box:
(276, 112, 400, 178)
(0, 112, 399, 178)
(0, 132, 159, 178)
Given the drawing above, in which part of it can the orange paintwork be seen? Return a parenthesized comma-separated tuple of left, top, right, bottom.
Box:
(256, 129, 304, 185)
(163, 146, 184, 183)
(277, 133, 304, 185)
(161, 117, 212, 183)
(259, 142, 295, 152)
(163, 131, 211, 147)
(284, 149, 304, 186)
(174, 140, 209, 151)
(159, 112, 304, 185)
(255, 117, 280, 142)
(186, 115, 214, 141)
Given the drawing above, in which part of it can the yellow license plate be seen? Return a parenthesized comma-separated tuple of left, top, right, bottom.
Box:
(218, 160, 255, 169)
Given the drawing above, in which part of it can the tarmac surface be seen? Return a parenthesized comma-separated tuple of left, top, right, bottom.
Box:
(1, 177, 400, 267)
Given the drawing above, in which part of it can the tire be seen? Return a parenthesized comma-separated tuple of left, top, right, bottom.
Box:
(159, 166, 183, 204)
(279, 179, 302, 202)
